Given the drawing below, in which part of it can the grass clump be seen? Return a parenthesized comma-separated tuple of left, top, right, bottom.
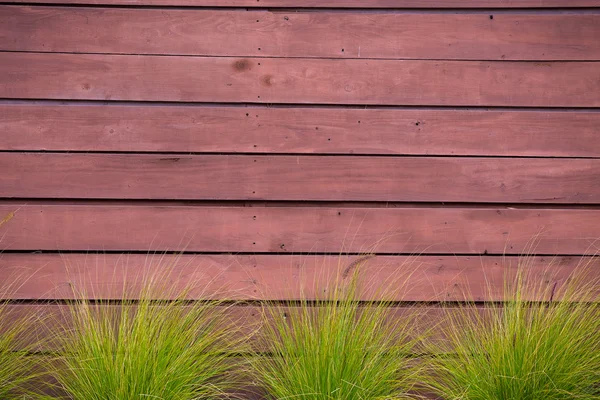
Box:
(49, 269, 244, 400)
(251, 257, 426, 400)
(1, 212, 45, 398)
(425, 257, 600, 400)
(0, 280, 42, 399)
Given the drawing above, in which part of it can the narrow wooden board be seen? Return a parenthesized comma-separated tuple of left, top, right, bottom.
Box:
(2, 0, 598, 7)
(3, 104, 600, 157)
(1, 253, 593, 301)
(4, 7, 600, 60)
(2, 53, 599, 106)
(2, 153, 599, 203)
(1, 204, 599, 254)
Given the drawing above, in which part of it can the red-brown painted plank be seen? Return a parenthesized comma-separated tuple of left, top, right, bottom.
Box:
(1, 204, 599, 254)
(2, 0, 598, 7)
(0, 304, 470, 356)
(3, 7, 599, 60)
(0, 304, 263, 353)
(1, 253, 594, 301)
(1, 53, 598, 107)
(2, 153, 599, 203)
(3, 104, 600, 157)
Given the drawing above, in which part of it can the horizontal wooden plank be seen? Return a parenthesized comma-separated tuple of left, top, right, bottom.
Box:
(1, 204, 599, 254)
(3, 153, 599, 203)
(3, 304, 463, 354)
(1, 53, 599, 106)
(1, 304, 260, 352)
(3, 7, 599, 60)
(6, 302, 598, 355)
(1, 254, 594, 302)
(4, 104, 600, 157)
(2, 0, 598, 7)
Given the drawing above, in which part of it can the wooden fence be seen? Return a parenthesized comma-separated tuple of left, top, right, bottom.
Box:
(1, 1, 600, 394)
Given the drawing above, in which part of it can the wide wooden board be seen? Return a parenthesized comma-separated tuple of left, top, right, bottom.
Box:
(4, 302, 598, 355)
(2, 53, 599, 106)
(1, 253, 593, 301)
(3, 7, 599, 60)
(1, 303, 484, 356)
(2, 153, 599, 203)
(1, 204, 599, 254)
(4, 104, 599, 157)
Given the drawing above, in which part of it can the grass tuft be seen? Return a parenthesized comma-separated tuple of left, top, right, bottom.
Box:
(425, 256, 600, 400)
(0, 277, 44, 399)
(48, 263, 245, 400)
(250, 257, 427, 400)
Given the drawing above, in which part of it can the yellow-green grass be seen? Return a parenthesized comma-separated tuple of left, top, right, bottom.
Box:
(46, 264, 247, 400)
(0, 277, 45, 399)
(425, 257, 600, 400)
(250, 257, 428, 400)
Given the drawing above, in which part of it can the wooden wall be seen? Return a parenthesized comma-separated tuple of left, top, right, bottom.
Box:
(1, 0, 600, 365)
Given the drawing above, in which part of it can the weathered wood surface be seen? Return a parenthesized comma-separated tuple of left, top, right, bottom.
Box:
(4, 7, 600, 60)
(4, 104, 600, 157)
(1, 253, 593, 301)
(1, 303, 483, 355)
(1, 204, 599, 254)
(2, 53, 599, 106)
(2, 0, 598, 7)
(5, 301, 599, 355)
(3, 153, 599, 203)
(1, 0, 599, 393)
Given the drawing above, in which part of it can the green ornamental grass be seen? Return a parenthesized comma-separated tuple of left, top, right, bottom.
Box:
(49, 270, 244, 400)
(251, 258, 426, 400)
(1, 211, 43, 398)
(0, 280, 42, 399)
(426, 257, 600, 400)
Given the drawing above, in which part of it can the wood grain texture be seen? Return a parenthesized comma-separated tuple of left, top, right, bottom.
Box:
(1, 253, 593, 301)
(1, 304, 479, 355)
(0, 304, 263, 352)
(2, 53, 599, 106)
(3, 104, 600, 157)
(0, 304, 577, 356)
(4, 7, 600, 60)
(3, 153, 599, 203)
(1, 204, 599, 254)
(2, 0, 598, 7)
